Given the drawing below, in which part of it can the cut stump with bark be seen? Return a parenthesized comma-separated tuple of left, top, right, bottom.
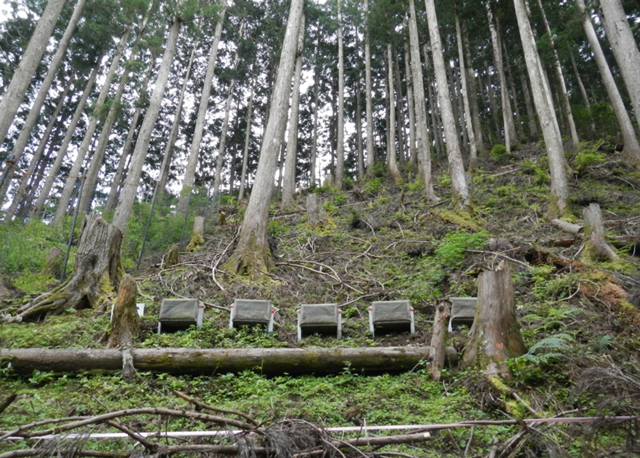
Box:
(462, 264, 526, 380)
(582, 203, 619, 262)
(185, 216, 205, 252)
(17, 216, 123, 320)
(163, 244, 180, 269)
(106, 274, 139, 348)
(430, 300, 450, 381)
(306, 194, 328, 228)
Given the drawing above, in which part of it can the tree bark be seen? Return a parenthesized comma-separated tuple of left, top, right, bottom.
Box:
(514, 0, 570, 217)
(519, 68, 539, 141)
(0, 0, 68, 147)
(282, 14, 305, 207)
(408, 0, 436, 199)
(185, 216, 205, 252)
(112, 18, 182, 233)
(404, 41, 417, 171)
(306, 194, 328, 228)
(31, 58, 102, 218)
(425, 0, 469, 209)
(310, 33, 320, 187)
(462, 265, 526, 379)
(213, 83, 238, 202)
(387, 43, 401, 183)
(238, 82, 254, 202)
(463, 29, 485, 152)
(17, 216, 122, 320)
(0, 0, 86, 207)
(393, 47, 407, 164)
(106, 273, 139, 349)
(599, 0, 640, 130)
(51, 29, 131, 227)
(336, 0, 345, 189)
(582, 203, 619, 262)
(455, 12, 477, 167)
(364, 0, 375, 175)
(0, 346, 433, 376)
(176, 7, 225, 215)
(575, 0, 640, 167)
(430, 301, 450, 381)
(222, 0, 304, 280)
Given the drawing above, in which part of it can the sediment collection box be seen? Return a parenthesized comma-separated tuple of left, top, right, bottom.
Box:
(448, 297, 477, 332)
(229, 299, 274, 331)
(157, 298, 204, 333)
(369, 300, 415, 337)
(297, 303, 342, 340)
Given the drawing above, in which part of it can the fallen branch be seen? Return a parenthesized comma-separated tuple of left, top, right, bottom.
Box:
(171, 389, 259, 425)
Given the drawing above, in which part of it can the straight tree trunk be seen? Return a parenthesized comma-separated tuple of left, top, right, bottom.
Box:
(0, 0, 86, 206)
(336, 0, 345, 189)
(222, 0, 304, 280)
(569, 50, 592, 113)
(364, 0, 375, 175)
(310, 34, 320, 187)
(424, 46, 443, 157)
(393, 47, 407, 164)
(455, 11, 477, 167)
(282, 14, 306, 207)
(575, 0, 640, 165)
(404, 42, 417, 170)
(430, 301, 450, 382)
(486, 3, 516, 152)
(31, 58, 102, 218)
(425, 0, 470, 209)
(112, 17, 182, 233)
(355, 73, 365, 178)
(0, 0, 68, 146)
(5, 84, 71, 221)
(514, 0, 570, 217)
(238, 83, 254, 202)
(599, 0, 640, 129)
(408, 0, 436, 199)
(103, 59, 155, 214)
(503, 43, 525, 141)
(535, 0, 579, 150)
(484, 65, 502, 143)
(176, 8, 225, 215)
(387, 43, 401, 183)
(519, 69, 539, 141)
(51, 29, 131, 227)
(463, 29, 485, 152)
(462, 265, 526, 379)
(213, 81, 238, 202)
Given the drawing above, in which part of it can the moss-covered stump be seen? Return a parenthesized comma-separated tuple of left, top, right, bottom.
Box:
(163, 244, 180, 269)
(106, 274, 139, 348)
(462, 264, 526, 379)
(185, 216, 205, 252)
(17, 216, 123, 320)
(582, 203, 619, 262)
(306, 194, 328, 228)
(222, 232, 274, 282)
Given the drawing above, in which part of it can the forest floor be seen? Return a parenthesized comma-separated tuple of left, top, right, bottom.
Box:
(1, 142, 640, 457)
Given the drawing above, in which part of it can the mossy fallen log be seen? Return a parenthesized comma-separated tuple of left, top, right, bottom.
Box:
(0, 347, 431, 376)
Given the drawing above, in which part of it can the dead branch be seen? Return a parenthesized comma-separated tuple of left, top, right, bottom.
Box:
(172, 389, 259, 425)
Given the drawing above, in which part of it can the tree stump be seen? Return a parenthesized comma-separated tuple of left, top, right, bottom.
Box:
(306, 194, 328, 228)
(462, 264, 526, 380)
(185, 216, 205, 252)
(106, 274, 139, 348)
(17, 216, 123, 320)
(42, 246, 64, 278)
(582, 203, 618, 262)
(430, 300, 451, 381)
(163, 244, 180, 269)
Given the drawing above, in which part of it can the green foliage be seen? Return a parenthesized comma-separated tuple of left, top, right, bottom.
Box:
(268, 220, 289, 238)
(509, 333, 574, 383)
(490, 144, 509, 162)
(363, 177, 384, 197)
(0, 220, 67, 275)
(12, 271, 56, 294)
(372, 161, 387, 177)
(435, 231, 489, 270)
(573, 151, 606, 175)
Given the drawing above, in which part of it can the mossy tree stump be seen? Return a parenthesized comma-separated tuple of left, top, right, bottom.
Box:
(18, 216, 123, 320)
(306, 194, 328, 228)
(163, 244, 180, 269)
(106, 274, 139, 348)
(185, 216, 205, 252)
(582, 203, 619, 262)
(430, 300, 450, 381)
(462, 264, 526, 380)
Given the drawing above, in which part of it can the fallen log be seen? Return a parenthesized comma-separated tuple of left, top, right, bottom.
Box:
(550, 219, 583, 235)
(0, 347, 431, 376)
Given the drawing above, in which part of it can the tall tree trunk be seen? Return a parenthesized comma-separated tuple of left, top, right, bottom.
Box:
(502, 43, 525, 142)
(282, 14, 305, 207)
(213, 81, 238, 202)
(112, 18, 182, 233)
(336, 0, 345, 189)
(222, 0, 304, 280)
(424, 0, 470, 209)
(569, 49, 595, 136)
(310, 33, 320, 187)
(0, 0, 68, 146)
(404, 41, 417, 170)
(455, 11, 477, 167)
(176, 7, 225, 215)
(5, 84, 71, 221)
(599, 0, 640, 129)
(157, 46, 196, 196)
(424, 46, 443, 157)
(486, 3, 516, 152)
(393, 47, 406, 164)
(514, 0, 570, 217)
(484, 65, 502, 143)
(387, 43, 401, 183)
(463, 29, 485, 152)
(51, 29, 131, 227)
(364, 0, 375, 175)
(535, 0, 580, 150)
(519, 68, 539, 141)
(238, 82, 255, 202)
(355, 75, 365, 178)
(408, 0, 436, 199)
(0, 0, 86, 206)
(103, 59, 155, 214)
(575, 0, 640, 165)
(31, 58, 101, 218)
